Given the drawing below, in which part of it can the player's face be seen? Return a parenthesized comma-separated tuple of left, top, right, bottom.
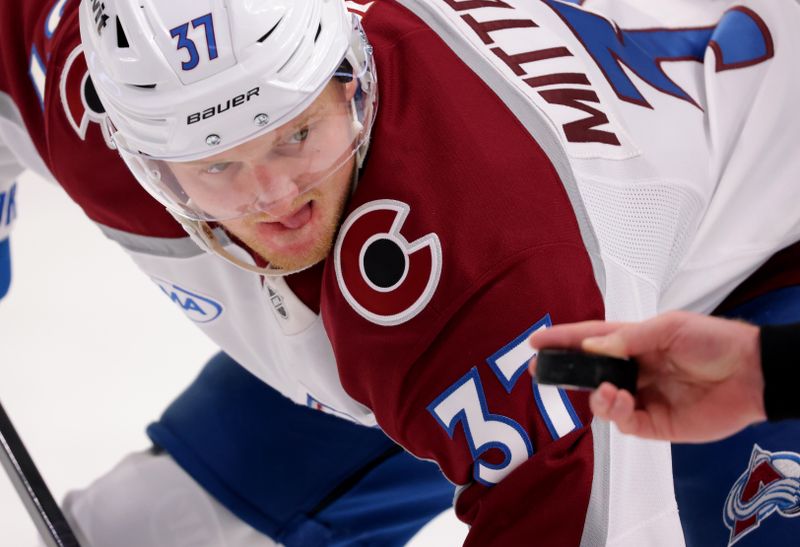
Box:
(169, 82, 357, 270)
(219, 157, 354, 271)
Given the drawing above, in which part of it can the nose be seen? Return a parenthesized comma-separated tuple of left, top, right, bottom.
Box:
(251, 164, 300, 214)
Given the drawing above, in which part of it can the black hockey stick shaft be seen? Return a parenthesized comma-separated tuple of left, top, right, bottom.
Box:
(0, 401, 81, 546)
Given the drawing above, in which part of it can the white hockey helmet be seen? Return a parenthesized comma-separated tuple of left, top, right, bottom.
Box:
(79, 0, 377, 223)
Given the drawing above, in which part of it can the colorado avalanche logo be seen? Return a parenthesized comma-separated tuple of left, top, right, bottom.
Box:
(59, 46, 108, 143)
(724, 445, 800, 545)
(334, 200, 442, 326)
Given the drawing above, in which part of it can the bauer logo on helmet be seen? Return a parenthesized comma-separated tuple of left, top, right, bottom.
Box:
(187, 87, 261, 125)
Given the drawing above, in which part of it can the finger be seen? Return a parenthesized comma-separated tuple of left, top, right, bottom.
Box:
(613, 409, 662, 440)
(608, 391, 662, 439)
(528, 356, 538, 377)
(606, 387, 636, 427)
(581, 313, 689, 362)
(581, 333, 629, 359)
(589, 382, 618, 420)
(530, 321, 625, 350)
(602, 312, 687, 357)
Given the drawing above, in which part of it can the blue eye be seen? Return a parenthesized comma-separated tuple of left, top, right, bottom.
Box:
(289, 127, 310, 144)
(205, 162, 231, 174)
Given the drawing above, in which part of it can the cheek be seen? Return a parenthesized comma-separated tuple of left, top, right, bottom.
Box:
(320, 160, 355, 200)
(219, 218, 251, 241)
(175, 172, 259, 218)
(171, 170, 218, 205)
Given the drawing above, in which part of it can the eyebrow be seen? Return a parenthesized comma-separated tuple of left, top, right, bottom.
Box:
(184, 106, 325, 167)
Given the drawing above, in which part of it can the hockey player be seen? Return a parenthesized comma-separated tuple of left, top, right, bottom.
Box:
(78, 0, 800, 545)
(4, 0, 800, 546)
(0, 0, 455, 545)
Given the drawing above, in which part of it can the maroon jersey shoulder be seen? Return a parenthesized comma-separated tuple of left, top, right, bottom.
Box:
(0, 0, 63, 155)
(0, 0, 182, 237)
(322, 1, 603, 539)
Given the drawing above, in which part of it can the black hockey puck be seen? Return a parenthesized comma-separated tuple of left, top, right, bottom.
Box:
(535, 349, 638, 394)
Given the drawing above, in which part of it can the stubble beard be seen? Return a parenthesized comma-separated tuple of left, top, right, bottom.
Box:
(226, 183, 351, 272)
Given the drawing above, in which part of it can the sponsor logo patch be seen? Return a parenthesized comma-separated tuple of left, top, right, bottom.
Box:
(266, 285, 288, 321)
(152, 278, 223, 323)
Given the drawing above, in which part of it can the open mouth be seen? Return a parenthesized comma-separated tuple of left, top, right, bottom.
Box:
(257, 201, 315, 234)
(276, 202, 313, 229)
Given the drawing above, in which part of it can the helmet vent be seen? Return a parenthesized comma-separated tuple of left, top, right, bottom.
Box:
(116, 17, 130, 48)
(257, 18, 283, 43)
(314, 24, 322, 43)
(276, 38, 303, 74)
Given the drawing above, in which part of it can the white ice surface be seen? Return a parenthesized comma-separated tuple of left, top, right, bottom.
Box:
(0, 171, 467, 546)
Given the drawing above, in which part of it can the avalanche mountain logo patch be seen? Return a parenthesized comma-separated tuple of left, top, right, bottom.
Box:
(724, 444, 800, 545)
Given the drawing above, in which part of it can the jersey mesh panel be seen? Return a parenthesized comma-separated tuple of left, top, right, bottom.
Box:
(579, 179, 705, 294)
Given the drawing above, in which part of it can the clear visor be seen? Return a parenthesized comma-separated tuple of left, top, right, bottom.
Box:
(116, 77, 369, 221)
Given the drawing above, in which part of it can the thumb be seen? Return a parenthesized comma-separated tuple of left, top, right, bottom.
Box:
(581, 333, 629, 359)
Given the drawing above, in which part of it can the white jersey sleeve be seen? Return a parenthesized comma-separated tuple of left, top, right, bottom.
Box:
(0, 88, 60, 299)
(0, 92, 56, 185)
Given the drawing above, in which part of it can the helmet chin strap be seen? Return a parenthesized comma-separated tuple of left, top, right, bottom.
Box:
(167, 212, 297, 276)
